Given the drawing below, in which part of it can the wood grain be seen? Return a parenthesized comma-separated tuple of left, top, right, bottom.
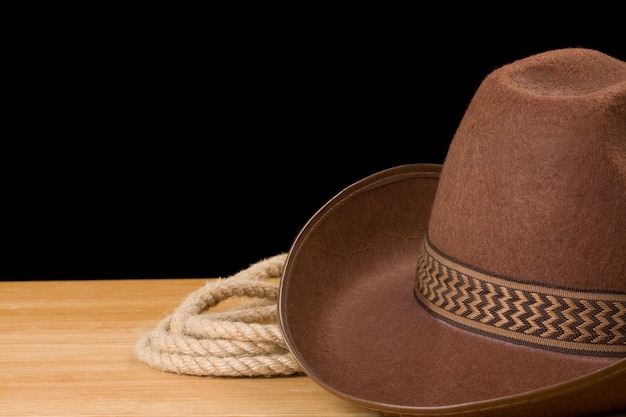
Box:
(0, 279, 380, 417)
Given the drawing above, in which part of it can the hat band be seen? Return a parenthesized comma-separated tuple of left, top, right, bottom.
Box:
(414, 236, 626, 357)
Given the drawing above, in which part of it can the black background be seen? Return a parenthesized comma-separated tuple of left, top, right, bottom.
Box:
(3, 8, 625, 280)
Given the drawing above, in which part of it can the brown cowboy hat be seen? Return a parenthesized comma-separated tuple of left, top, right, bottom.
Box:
(278, 48, 626, 417)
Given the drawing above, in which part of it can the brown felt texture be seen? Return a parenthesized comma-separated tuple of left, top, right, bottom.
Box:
(279, 48, 626, 417)
(429, 47, 626, 291)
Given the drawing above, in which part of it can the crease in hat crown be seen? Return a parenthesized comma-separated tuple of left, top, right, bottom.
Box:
(418, 48, 626, 357)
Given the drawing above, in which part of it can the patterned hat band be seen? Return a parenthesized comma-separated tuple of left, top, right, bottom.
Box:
(414, 235, 626, 357)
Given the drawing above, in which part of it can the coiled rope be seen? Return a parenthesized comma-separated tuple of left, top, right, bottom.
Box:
(134, 253, 304, 377)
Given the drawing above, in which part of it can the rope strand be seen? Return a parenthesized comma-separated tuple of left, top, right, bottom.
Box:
(134, 253, 304, 377)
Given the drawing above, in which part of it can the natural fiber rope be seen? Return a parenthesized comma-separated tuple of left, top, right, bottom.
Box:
(134, 253, 305, 377)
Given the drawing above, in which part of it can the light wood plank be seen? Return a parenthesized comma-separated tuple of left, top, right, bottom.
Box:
(0, 279, 380, 417)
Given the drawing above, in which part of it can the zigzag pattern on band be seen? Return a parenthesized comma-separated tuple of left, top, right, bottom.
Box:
(415, 237, 626, 357)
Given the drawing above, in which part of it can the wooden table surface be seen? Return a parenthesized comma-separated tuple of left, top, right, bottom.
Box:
(1, 278, 380, 417)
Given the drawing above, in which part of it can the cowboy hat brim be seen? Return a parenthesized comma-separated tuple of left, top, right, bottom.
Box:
(278, 163, 626, 417)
